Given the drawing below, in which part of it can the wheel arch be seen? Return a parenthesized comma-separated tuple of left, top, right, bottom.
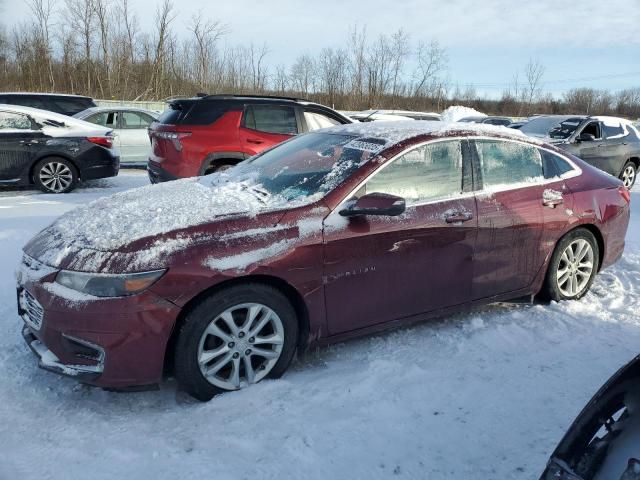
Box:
(553, 223, 605, 273)
(624, 156, 640, 173)
(199, 151, 246, 175)
(163, 274, 310, 375)
(29, 153, 81, 184)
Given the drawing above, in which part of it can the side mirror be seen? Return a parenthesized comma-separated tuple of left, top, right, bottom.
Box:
(339, 192, 406, 217)
(577, 132, 596, 142)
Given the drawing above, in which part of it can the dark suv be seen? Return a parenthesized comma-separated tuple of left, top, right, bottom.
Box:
(521, 115, 640, 188)
(0, 93, 97, 116)
(147, 94, 352, 182)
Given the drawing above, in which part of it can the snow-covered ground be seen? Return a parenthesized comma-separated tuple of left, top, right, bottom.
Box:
(1, 170, 639, 480)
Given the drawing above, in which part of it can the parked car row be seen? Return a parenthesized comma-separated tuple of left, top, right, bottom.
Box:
(1, 91, 639, 192)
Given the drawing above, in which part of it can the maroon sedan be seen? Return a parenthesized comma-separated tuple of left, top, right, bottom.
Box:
(16, 122, 630, 400)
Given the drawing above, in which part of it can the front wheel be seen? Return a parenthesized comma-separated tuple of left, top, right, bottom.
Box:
(174, 284, 298, 401)
(620, 161, 636, 189)
(33, 157, 78, 193)
(541, 228, 599, 301)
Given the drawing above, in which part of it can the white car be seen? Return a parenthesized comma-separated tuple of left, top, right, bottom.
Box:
(74, 107, 158, 165)
(351, 109, 442, 122)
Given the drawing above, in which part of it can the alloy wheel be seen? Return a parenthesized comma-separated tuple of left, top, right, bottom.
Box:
(39, 162, 73, 193)
(621, 164, 636, 189)
(197, 302, 284, 390)
(556, 238, 594, 298)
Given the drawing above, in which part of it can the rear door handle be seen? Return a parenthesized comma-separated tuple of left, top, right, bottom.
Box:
(247, 138, 264, 145)
(543, 189, 564, 208)
(445, 212, 474, 223)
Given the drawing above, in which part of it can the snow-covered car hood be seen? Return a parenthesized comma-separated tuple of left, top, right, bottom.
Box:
(22, 176, 308, 273)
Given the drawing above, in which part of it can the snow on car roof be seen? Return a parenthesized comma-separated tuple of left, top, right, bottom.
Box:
(322, 120, 540, 147)
(0, 104, 113, 134)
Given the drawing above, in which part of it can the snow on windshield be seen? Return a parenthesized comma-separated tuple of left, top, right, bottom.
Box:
(37, 173, 322, 261)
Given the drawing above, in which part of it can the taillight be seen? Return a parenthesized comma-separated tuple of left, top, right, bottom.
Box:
(87, 136, 113, 149)
(619, 186, 631, 204)
(153, 131, 191, 151)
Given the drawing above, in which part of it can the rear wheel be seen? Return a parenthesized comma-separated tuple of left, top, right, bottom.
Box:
(541, 228, 599, 301)
(174, 284, 298, 401)
(204, 160, 236, 175)
(620, 161, 636, 189)
(33, 157, 78, 193)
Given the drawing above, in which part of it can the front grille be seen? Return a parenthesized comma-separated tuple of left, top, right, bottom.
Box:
(20, 289, 44, 330)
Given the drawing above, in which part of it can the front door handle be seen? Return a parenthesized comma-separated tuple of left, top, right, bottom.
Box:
(247, 138, 264, 145)
(543, 189, 564, 208)
(445, 212, 474, 223)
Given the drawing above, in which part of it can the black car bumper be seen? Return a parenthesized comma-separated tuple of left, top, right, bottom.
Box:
(77, 146, 120, 181)
(147, 161, 177, 184)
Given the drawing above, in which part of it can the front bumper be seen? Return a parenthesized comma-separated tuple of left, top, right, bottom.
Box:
(22, 327, 103, 382)
(17, 277, 181, 389)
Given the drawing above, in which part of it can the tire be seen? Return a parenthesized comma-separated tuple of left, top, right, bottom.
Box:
(204, 161, 236, 175)
(620, 161, 637, 189)
(33, 157, 78, 193)
(541, 228, 600, 302)
(174, 284, 299, 401)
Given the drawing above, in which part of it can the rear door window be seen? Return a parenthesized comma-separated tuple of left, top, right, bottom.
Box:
(243, 105, 298, 135)
(603, 120, 626, 139)
(120, 111, 154, 129)
(87, 112, 117, 128)
(0, 111, 33, 130)
(475, 140, 543, 188)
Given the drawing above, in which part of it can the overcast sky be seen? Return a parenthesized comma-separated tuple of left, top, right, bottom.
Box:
(3, 0, 640, 97)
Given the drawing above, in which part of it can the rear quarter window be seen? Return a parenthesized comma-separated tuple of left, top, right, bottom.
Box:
(541, 149, 575, 178)
(157, 105, 186, 125)
(183, 102, 229, 125)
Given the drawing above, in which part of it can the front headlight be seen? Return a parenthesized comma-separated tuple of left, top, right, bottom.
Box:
(55, 269, 166, 297)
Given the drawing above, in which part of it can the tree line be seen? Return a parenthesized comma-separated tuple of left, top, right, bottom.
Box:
(0, 0, 639, 119)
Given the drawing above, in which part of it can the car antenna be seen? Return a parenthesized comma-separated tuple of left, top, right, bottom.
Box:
(362, 109, 379, 122)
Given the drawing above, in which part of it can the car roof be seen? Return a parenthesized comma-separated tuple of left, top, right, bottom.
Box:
(0, 92, 93, 100)
(321, 120, 544, 147)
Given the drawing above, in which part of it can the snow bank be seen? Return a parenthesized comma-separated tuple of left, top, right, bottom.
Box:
(441, 105, 487, 122)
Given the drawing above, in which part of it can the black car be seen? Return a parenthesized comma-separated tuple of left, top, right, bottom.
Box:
(0, 105, 119, 193)
(0, 93, 97, 116)
(521, 115, 639, 188)
(458, 115, 514, 126)
(540, 354, 640, 480)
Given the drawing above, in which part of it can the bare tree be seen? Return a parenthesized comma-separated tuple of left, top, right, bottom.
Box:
(25, 0, 55, 90)
(290, 54, 315, 96)
(142, 0, 176, 99)
(64, 0, 95, 93)
(412, 40, 447, 99)
(189, 13, 227, 90)
(524, 58, 545, 114)
(389, 29, 410, 101)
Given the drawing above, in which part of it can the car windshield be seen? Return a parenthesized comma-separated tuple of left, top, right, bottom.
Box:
(521, 116, 583, 139)
(214, 132, 384, 201)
